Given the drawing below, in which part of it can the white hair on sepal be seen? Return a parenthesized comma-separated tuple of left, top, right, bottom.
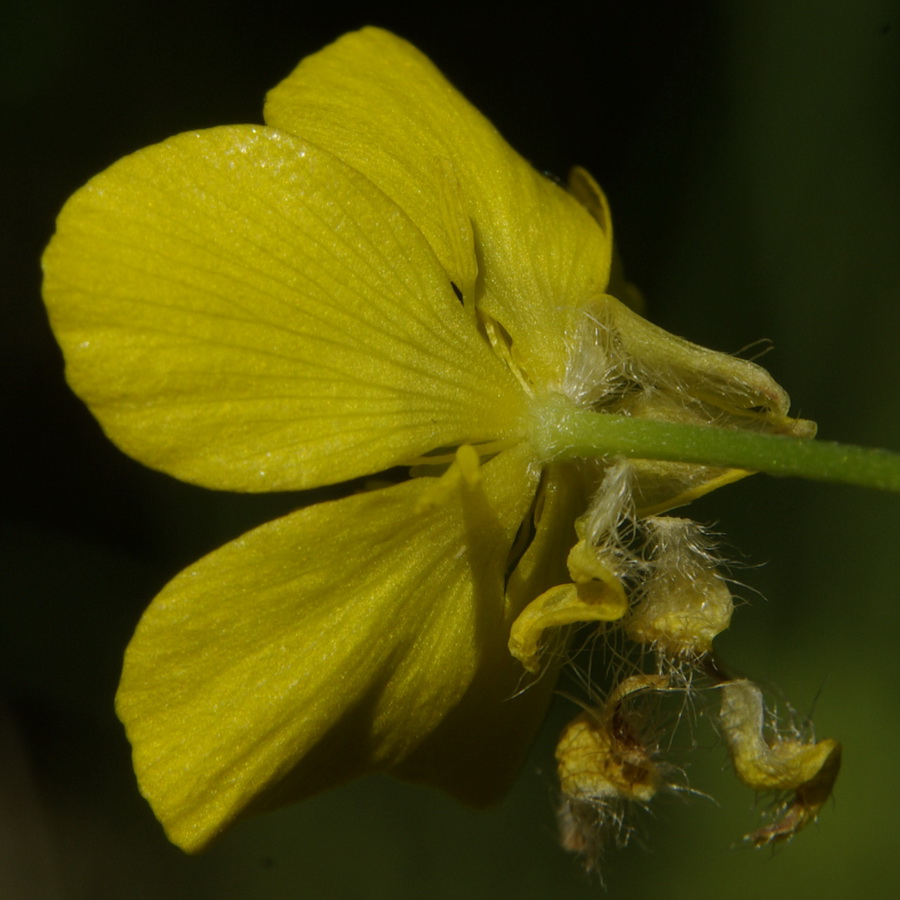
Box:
(562, 298, 696, 422)
(579, 460, 637, 549)
(562, 623, 636, 712)
(563, 296, 797, 433)
(645, 516, 725, 578)
(625, 516, 736, 672)
(561, 303, 634, 410)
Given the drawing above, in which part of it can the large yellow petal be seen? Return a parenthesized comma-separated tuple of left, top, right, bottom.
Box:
(264, 27, 612, 389)
(43, 126, 528, 491)
(116, 444, 547, 852)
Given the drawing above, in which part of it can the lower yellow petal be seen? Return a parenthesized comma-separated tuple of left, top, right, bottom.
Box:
(116, 445, 543, 852)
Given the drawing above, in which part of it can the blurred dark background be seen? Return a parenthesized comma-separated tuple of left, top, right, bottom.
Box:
(3, 1, 900, 897)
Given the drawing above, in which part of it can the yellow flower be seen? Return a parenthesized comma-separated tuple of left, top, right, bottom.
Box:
(41, 27, 811, 853)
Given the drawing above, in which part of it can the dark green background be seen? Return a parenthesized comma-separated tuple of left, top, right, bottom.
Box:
(4, 1, 900, 897)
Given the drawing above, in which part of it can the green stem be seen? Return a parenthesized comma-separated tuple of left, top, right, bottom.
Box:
(532, 399, 900, 494)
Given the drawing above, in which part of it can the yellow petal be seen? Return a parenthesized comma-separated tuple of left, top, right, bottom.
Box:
(430, 156, 479, 308)
(508, 578, 627, 673)
(43, 126, 528, 491)
(116, 444, 545, 852)
(566, 167, 612, 247)
(264, 27, 611, 388)
(568, 165, 645, 314)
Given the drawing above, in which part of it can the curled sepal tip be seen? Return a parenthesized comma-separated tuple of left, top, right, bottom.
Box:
(508, 540, 628, 673)
(719, 679, 842, 847)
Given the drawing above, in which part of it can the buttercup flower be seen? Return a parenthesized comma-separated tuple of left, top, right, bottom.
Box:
(42, 27, 819, 856)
